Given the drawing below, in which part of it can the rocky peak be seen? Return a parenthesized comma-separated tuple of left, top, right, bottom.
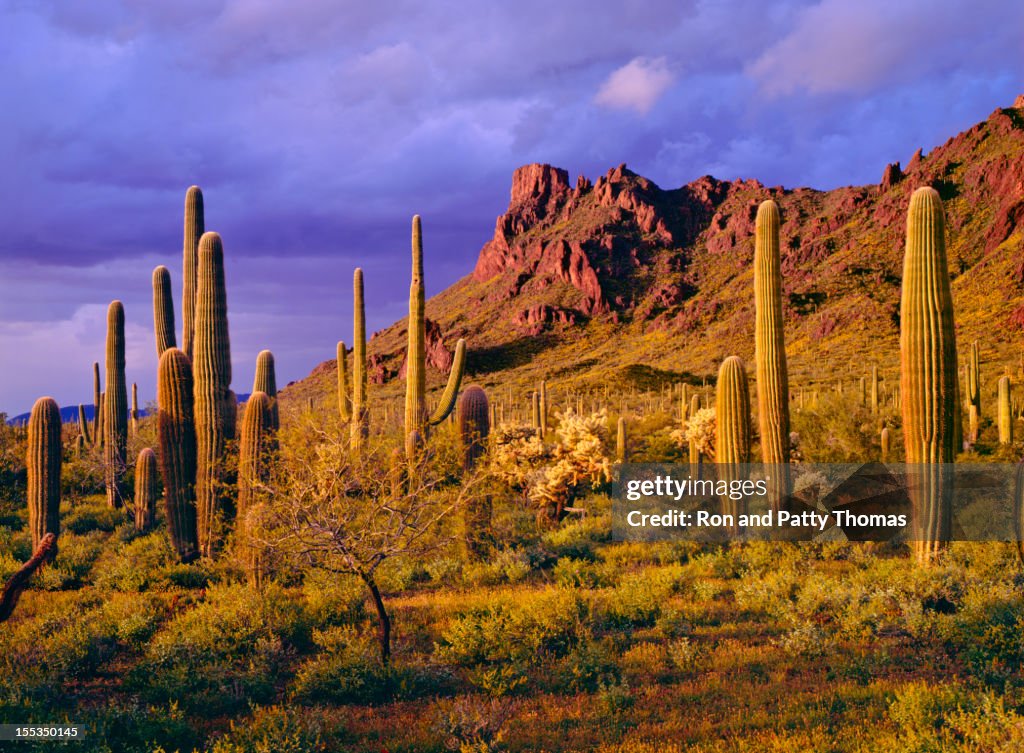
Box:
(879, 161, 902, 191)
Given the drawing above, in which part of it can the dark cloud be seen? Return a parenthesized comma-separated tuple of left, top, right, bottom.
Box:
(1, 0, 1021, 413)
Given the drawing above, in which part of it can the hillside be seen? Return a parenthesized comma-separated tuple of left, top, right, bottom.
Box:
(283, 97, 1024, 411)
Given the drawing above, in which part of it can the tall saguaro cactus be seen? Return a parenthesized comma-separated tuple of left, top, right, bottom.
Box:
(616, 416, 628, 463)
(193, 231, 232, 558)
(153, 265, 176, 356)
(92, 362, 101, 446)
(134, 447, 158, 532)
(181, 186, 205, 362)
(900, 187, 958, 565)
(403, 216, 467, 458)
(104, 301, 128, 508)
(351, 268, 368, 450)
(77, 404, 91, 446)
(157, 348, 199, 563)
(27, 397, 61, 561)
(131, 383, 139, 436)
(753, 199, 791, 466)
(252, 350, 279, 431)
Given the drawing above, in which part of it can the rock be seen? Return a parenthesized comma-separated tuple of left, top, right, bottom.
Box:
(906, 147, 924, 172)
(879, 162, 902, 191)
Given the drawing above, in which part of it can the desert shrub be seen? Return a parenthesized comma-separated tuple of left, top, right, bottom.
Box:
(290, 626, 389, 704)
(375, 554, 430, 593)
(555, 635, 621, 693)
(888, 681, 1024, 752)
(34, 530, 106, 590)
(434, 695, 519, 753)
(436, 589, 586, 668)
(463, 547, 534, 587)
(592, 565, 683, 629)
(132, 584, 307, 714)
(63, 499, 125, 534)
(945, 583, 1024, 688)
(552, 557, 615, 589)
(208, 705, 329, 753)
(92, 530, 179, 592)
(301, 569, 366, 628)
(666, 636, 708, 675)
(540, 503, 612, 560)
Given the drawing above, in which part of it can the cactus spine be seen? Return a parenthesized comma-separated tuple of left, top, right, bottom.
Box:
(27, 397, 61, 561)
(237, 392, 274, 525)
(753, 199, 790, 465)
(459, 386, 490, 557)
(104, 301, 128, 508)
(134, 447, 158, 532)
(351, 268, 368, 449)
(900, 187, 958, 565)
(998, 375, 1012, 444)
(252, 350, 279, 431)
(157, 348, 199, 563)
(193, 231, 232, 558)
(716, 357, 751, 464)
(153, 265, 176, 356)
(181, 186, 204, 361)
(337, 341, 351, 422)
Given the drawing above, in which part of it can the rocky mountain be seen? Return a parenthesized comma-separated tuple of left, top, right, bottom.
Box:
(286, 96, 1024, 408)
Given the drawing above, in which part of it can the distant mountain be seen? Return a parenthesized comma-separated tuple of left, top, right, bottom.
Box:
(283, 95, 1024, 409)
(6, 393, 252, 426)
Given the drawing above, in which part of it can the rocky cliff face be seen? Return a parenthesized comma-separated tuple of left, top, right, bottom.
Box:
(290, 98, 1024, 402)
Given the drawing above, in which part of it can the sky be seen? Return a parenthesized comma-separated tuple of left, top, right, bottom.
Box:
(1, 0, 1021, 415)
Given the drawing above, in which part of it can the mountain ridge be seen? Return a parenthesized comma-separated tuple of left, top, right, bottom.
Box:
(285, 98, 1024, 409)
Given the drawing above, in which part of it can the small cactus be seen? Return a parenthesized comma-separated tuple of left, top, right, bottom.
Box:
(104, 301, 128, 508)
(152, 265, 176, 356)
(237, 392, 274, 524)
(870, 365, 879, 415)
(998, 375, 1013, 444)
(157, 348, 199, 563)
(92, 362, 101, 446)
(616, 416, 628, 463)
(134, 447, 159, 532)
(880, 427, 891, 461)
(252, 350, 279, 431)
(131, 382, 139, 437)
(77, 404, 91, 446)
(540, 380, 549, 437)
(27, 397, 61, 561)
(337, 341, 351, 422)
(458, 386, 491, 558)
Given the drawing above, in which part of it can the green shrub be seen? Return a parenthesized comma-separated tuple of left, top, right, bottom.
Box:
(301, 570, 366, 628)
(592, 565, 682, 629)
(290, 626, 388, 704)
(208, 705, 328, 753)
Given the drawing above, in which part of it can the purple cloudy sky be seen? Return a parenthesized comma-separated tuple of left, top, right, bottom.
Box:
(1, 0, 1021, 415)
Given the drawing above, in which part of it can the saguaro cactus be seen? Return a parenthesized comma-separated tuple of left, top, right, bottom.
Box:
(92, 362, 101, 446)
(716, 357, 751, 464)
(880, 427, 891, 461)
(237, 392, 274, 525)
(181, 186, 205, 361)
(403, 216, 466, 458)
(753, 199, 791, 466)
(97, 391, 105, 451)
(871, 366, 880, 415)
(252, 350, 279, 431)
(998, 375, 1013, 445)
(900, 187, 958, 565)
(77, 404, 91, 446)
(157, 348, 199, 563)
(459, 386, 491, 557)
(104, 301, 128, 508)
(27, 397, 61, 561)
(616, 416, 628, 463)
(193, 231, 232, 558)
(134, 447, 158, 532)
(967, 341, 981, 440)
(540, 380, 549, 437)
(351, 268, 368, 450)
(337, 341, 351, 422)
(153, 265, 176, 356)
(131, 383, 139, 436)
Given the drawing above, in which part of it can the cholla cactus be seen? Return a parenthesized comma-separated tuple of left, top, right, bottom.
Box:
(682, 408, 716, 459)
(529, 409, 612, 523)
(489, 424, 551, 492)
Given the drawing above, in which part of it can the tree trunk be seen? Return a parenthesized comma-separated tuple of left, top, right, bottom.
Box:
(361, 573, 391, 665)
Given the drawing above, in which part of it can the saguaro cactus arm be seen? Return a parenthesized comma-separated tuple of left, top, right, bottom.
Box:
(428, 339, 467, 426)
